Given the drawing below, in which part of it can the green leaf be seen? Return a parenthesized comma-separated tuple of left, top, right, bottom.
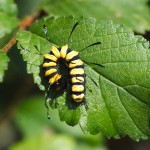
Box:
(0, 0, 18, 38)
(0, 51, 9, 82)
(42, 0, 150, 33)
(17, 16, 150, 140)
(17, 30, 51, 90)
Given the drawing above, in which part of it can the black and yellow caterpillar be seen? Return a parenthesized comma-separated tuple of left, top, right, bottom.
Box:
(42, 45, 86, 103)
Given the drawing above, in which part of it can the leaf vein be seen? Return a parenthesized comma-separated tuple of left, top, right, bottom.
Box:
(98, 75, 118, 133)
(117, 87, 146, 135)
(91, 67, 149, 106)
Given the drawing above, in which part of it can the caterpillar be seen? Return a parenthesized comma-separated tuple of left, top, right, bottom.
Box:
(42, 44, 86, 103)
(42, 22, 102, 107)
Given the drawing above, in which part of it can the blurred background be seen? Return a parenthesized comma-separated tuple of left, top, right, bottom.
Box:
(0, 0, 150, 149)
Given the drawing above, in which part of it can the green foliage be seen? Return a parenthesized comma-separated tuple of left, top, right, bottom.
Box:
(41, 0, 150, 33)
(12, 96, 105, 150)
(16, 0, 44, 18)
(17, 16, 150, 140)
(10, 134, 76, 150)
(0, 51, 9, 82)
(0, 0, 18, 38)
(14, 96, 101, 141)
(17, 30, 51, 90)
(10, 134, 105, 150)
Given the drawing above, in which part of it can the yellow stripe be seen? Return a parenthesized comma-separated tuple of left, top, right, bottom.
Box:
(72, 77, 84, 83)
(74, 99, 83, 102)
(60, 45, 68, 58)
(42, 62, 56, 67)
(70, 59, 78, 64)
(66, 51, 78, 61)
(49, 74, 61, 85)
(69, 59, 83, 68)
(72, 85, 84, 92)
(72, 94, 84, 102)
(55, 74, 61, 81)
(43, 54, 57, 62)
(45, 69, 57, 76)
(51, 46, 60, 58)
(70, 68, 84, 75)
